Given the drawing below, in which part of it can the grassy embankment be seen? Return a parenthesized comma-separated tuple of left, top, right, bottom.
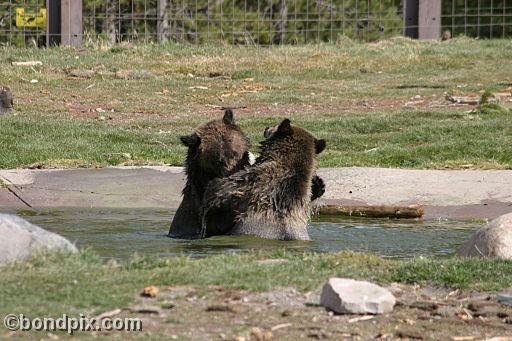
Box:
(1, 37, 511, 169)
(1, 250, 512, 319)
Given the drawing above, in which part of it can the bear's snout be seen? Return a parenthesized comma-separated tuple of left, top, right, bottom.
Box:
(264, 127, 271, 138)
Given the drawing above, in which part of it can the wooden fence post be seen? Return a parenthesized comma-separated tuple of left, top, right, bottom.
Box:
(418, 0, 441, 39)
(403, 0, 441, 40)
(61, 0, 83, 47)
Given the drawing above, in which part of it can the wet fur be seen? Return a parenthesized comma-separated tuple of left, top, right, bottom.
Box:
(168, 110, 250, 238)
(201, 119, 326, 240)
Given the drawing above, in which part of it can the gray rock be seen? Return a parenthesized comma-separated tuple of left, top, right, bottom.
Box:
(497, 293, 512, 307)
(320, 278, 396, 314)
(459, 213, 512, 259)
(0, 214, 78, 265)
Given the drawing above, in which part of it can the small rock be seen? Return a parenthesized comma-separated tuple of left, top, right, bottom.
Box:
(459, 213, 512, 259)
(0, 214, 78, 266)
(497, 293, 512, 307)
(250, 327, 273, 341)
(141, 285, 159, 298)
(320, 278, 396, 314)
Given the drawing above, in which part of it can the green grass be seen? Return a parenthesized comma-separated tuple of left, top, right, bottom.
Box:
(1, 38, 512, 169)
(1, 250, 511, 320)
(1, 108, 511, 169)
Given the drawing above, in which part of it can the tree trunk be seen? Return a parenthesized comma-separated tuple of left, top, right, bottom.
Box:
(106, 0, 117, 43)
(273, 0, 288, 44)
(158, 0, 170, 42)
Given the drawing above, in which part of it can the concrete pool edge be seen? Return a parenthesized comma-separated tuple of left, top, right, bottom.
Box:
(1, 166, 511, 220)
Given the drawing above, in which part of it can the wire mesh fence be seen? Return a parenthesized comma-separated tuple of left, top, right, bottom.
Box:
(0, 0, 46, 46)
(442, 0, 512, 38)
(81, 0, 404, 45)
(0, 0, 511, 47)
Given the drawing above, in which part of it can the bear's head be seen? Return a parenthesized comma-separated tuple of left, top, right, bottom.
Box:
(263, 119, 326, 156)
(180, 109, 250, 193)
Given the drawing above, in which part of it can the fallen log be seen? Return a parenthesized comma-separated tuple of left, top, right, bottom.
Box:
(317, 204, 424, 219)
(11, 61, 43, 66)
(445, 95, 480, 105)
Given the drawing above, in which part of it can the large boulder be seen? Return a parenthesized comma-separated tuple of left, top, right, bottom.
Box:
(459, 213, 512, 259)
(0, 214, 78, 265)
(320, 278, 396, 314)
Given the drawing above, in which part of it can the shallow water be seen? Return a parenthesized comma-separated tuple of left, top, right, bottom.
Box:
(11, 208, 485, 259)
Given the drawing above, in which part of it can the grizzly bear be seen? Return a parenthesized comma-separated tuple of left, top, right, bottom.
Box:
(168, 109, 251, 238)
(200, 119, 326, 241)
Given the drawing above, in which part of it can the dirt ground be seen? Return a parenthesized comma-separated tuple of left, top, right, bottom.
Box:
(84, 282, 512, 340)
(61, 92, 512, 123)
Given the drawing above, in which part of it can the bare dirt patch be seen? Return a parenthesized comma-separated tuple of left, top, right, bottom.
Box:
(93, 284, 512, 340)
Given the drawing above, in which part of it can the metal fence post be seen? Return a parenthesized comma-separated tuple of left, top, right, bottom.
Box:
(403, 0, 418, 38)
(46, 1, 61, 46)
(61, 0, 83, 47)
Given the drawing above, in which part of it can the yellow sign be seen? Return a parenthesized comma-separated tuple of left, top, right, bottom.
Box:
(16, 8, 47, 28)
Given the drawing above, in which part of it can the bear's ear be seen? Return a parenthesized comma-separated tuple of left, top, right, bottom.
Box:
(315, 139, 326, 154)
(222, 109, 234, 125)
(276, 119, 292, 136)
(180, 134, 201, 148)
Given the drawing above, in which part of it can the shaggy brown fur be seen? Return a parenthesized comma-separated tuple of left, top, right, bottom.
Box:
(201, 119, 326, 241)
(168, 110, 250, 238)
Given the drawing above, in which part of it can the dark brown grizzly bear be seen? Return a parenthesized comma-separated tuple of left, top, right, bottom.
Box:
(168, 109, 251, 238)
(200, 119, 326, 241)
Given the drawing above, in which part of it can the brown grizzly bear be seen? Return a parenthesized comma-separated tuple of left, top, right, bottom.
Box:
(200, 119, 326, 240)
(168, 109, 251, 238)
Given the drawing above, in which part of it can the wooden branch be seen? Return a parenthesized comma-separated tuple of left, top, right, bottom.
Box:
(11, 61, 43, 66)
(317, 204, 424, 219)
(445, 95, 480, 105)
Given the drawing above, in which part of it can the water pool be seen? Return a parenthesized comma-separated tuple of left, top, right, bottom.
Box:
(10, 208, 484, 259)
